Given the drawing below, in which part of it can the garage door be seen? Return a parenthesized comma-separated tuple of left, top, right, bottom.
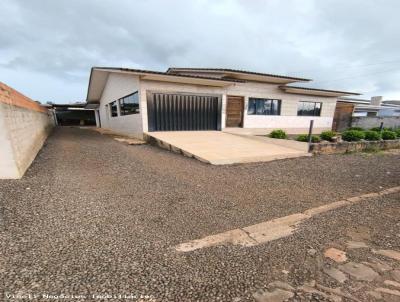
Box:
(147, 93, 221, 131)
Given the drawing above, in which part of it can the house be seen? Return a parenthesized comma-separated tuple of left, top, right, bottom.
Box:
(338, 96, 400, 117)
(86, 67, 359, 138)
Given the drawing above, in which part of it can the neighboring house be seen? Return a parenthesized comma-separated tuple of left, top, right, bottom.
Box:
(338, 96, 400, 117)
(86, 67, 359, 138)
(334, 96, 400, 131)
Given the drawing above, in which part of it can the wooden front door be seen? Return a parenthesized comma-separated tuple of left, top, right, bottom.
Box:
(226, 96, 244, 127)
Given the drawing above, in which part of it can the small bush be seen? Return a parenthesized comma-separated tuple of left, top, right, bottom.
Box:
(381, 130, 397, 140)
(311, 135, 321, 143)
(269, 129, 287, 139)
(370, 127, 382, 132)
(296, 134, 308, 142)
(370, 126, 393, 132)
(320, 130, 336, 142)
(341, 130, 365, 141)
(296, 134, 320, 143)
(394, 128, 400, 138)
(348, 127, 364, 131)
(364, 130, 381, 141)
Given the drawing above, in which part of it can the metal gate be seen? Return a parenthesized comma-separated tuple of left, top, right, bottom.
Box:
(147, 93, 221, 131)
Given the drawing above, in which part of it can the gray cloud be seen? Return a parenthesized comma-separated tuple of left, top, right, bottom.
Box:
(0, 0, 399, 103)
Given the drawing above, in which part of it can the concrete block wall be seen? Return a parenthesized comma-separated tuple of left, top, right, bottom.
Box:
(351, 116, 400, 129)
(0, 82, 54, 179)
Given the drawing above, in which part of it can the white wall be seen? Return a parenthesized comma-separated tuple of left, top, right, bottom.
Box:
(139, 80, 337, 133)
(0, 103, 54, 179)
(98, 73, 142, 138)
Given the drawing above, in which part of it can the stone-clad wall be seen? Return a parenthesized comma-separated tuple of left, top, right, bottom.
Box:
(310, 139, 400, 154)
(0, 82, 54, 179)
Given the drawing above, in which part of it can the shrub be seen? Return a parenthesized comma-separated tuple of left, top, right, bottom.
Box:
(370, 126, 393, 132)
(348, 127, 364, 131)
(341, 130, 365, 141)
(296, 134, 320, 143)
(394, 128, 400, 138)
(296, 134, 308, 142)
(311, 135, 321, 143)
(364, 130, 381, 141)
(381, 130, 397, 140)
(269, 129, 287, 139)
(370, 127, 382, 132)
(320, 130, 336, 142)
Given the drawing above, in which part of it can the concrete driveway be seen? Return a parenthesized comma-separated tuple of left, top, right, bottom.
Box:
(145, 131, 310, 164)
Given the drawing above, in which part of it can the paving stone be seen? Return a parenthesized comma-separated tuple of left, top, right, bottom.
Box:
(267, 281, 295, 292)
(375, 287, 400, 297)
(374, 249, 400, 261)
(363, 260, 392, 272)
(346, 241, 368, 249)
(253, 288, 294, 302)
(323, 267, 348, 283)
(366, 291, 382, 299)
(391, 270, 400, 282)
(298, 285, 340, 301)
(384, 280, 400, 289)
(324, 248, 347, 263)
(338, 262, 379, 281)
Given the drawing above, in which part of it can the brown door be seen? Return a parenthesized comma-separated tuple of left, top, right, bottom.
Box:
(226, 96, 244, 127)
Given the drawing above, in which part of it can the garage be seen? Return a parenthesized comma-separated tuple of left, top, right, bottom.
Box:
(147, 92, 221, 131)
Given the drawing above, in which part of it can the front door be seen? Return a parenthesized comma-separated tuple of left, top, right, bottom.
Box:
(226, 96, 244, 127)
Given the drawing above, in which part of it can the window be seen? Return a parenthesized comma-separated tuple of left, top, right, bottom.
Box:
(110, 101, 118, 117)
(297, 101, 322, 116)
(247, 98, 281, 115)
(119, 92, 139, 115)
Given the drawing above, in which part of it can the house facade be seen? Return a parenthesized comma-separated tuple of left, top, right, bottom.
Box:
(86, 67, 359, 138)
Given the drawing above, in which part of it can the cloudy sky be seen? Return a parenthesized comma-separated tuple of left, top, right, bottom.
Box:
(1, 0, 400, 103)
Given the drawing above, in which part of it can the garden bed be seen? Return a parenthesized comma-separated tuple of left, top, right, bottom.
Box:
(266, 128, 400, 154)
(309, 139, 400, 154)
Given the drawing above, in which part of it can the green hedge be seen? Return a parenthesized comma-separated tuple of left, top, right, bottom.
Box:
(341, 130, 365, 141)
(381, 130, 397, 140)
(364, 130, 381, 141)
(320, 130, 336, 142)
(296, 134, 320, 143)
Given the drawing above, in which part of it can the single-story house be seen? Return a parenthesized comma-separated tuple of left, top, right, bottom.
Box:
(86, 67, 359, 138)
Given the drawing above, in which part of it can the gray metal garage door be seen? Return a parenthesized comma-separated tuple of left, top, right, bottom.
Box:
(147, 93, 221, 131)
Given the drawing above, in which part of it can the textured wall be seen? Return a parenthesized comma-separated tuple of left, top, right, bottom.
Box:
(0, 83, 54, 179)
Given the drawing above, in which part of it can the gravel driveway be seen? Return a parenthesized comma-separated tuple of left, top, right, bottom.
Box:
(1, 127, 399, 301)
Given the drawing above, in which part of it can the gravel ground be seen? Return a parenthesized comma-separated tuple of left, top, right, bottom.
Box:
(1, 127, 399, 301)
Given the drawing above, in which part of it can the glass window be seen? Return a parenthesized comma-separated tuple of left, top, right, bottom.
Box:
(110, 101, 118, 117)
(119, 92, 139, 115)
(247, 98, 281, 115)
(297, 101, 322, 116)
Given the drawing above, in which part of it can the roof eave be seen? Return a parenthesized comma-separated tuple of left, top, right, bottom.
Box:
(279, 86, 361, 97)
(167, 67, 311, 83)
